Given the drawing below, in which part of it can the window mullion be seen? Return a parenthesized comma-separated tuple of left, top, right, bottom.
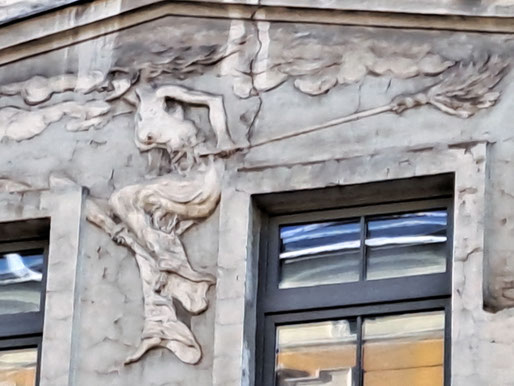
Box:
(356, 315, 363, 386)
(359, 216, 367, 281)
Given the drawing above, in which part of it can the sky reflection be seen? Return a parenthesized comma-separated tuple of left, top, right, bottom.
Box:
(280, 211, 447, 260)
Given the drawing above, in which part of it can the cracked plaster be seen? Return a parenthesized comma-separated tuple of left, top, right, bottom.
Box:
(1, 9, 514, 386)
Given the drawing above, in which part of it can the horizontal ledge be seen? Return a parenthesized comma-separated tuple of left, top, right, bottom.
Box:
(258, 0, 514, 18)
(0, 0, 86, 27)
(2, 1, 514, 67)
(3, 0, 514, 27)
(239, 140, 490, 173)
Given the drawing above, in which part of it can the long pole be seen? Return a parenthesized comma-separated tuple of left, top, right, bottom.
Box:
(202, 103, 395, 157)
(249, 104, 394, 149)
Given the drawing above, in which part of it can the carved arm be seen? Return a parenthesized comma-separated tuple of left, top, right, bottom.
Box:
(155, 85, 235, 149)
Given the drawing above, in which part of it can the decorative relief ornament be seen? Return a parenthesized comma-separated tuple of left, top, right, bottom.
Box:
(245, 56, 508, 150)
(87, 85, 235, 365)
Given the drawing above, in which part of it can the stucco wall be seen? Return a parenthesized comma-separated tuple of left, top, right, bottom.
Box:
(1, 4, 514, 385)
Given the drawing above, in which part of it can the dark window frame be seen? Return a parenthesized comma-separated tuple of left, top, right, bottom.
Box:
(262, 299, 451, 386)
(255, 175, 454, 386)
(0, 218, 50, 386)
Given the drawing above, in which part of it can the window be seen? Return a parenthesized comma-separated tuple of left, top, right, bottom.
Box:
(256, 175, 453, 386)
(0, 219, 49, 386)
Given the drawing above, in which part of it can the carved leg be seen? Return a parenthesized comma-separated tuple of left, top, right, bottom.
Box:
(124, 337, 161, 365)
(109, 185, 214, 283)
(87, 199, 209, 366)
(161, 274, 211, 315)
(156, 233, 215, 283)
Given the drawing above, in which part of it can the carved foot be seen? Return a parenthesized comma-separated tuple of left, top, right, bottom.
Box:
(124, 337, 161, 365)
(164, 339, 202, 365)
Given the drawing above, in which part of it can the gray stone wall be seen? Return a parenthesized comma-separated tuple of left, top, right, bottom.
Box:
(1, 3, 514, 385)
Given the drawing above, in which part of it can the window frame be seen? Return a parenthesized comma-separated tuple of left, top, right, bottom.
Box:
(261, 298, 451, 386)
(0, 239, 49, 337)
(256, 194, 453, 386)
(0, 336, 43, 386)
(0, 219, 50, 386)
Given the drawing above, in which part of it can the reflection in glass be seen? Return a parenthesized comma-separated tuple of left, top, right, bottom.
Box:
(366, 211, 447, 280)
(276, 319, 357, 386)
(0, 249, 44, 315)
(279, 221, 361, 289)
(0, 347, 37, 386)
(363, 311, 445, 386)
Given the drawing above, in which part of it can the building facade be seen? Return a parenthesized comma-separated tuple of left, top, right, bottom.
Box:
(1, 0, 514, 385)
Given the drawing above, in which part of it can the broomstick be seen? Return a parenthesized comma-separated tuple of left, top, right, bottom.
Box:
(204, 55, 507, 158)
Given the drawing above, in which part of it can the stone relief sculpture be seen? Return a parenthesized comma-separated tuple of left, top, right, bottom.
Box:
(108, 18, 258, 99)
(86, 84, 235, 365)
(0, 25, 492, 143)
(0, 17, 509, 366)
(0, 19, 257, 141)
(246, 56, 508, 150)
(0, 25, 464, 141)
(0, 69, 137, 141)
(251, 31, 456, 96)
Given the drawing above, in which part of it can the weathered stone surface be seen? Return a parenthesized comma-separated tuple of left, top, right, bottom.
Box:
(0, 0, 81, 24)
(1, 5, 514, 385)
(260, 0, 514, 17)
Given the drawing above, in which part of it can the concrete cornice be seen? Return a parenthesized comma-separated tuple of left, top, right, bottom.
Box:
(260, 0, 514, 18)
(0, 0, 84, 26)
(1, 0, 514, 68)
(3, 0, 514, 26)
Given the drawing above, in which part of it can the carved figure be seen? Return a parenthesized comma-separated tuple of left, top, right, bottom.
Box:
(87, 85, 235, 365)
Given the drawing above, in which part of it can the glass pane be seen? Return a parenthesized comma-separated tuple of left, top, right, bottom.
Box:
(0, 249, 44, 315)
(279, 221, 361, 289)
(0, 347, 37, 386)
(366, 210, 447, 280)
(276, 319, 357, 386)
(363, 311, 445, 386)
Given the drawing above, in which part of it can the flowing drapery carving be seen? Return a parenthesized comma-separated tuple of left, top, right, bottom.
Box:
(87, 84, 234, 365)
